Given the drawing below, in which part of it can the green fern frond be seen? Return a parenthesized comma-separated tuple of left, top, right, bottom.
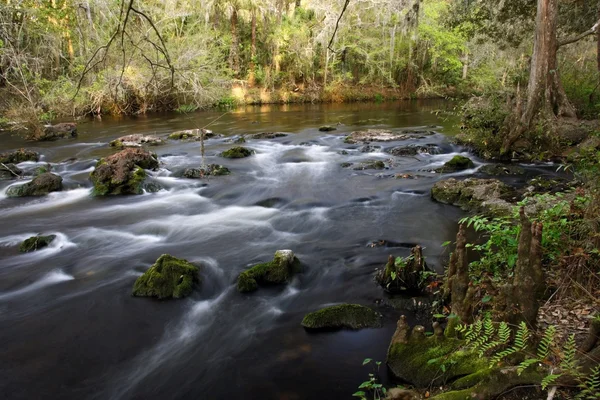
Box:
(517, 358, 539, 375)
(537, 325, 556, 360)
(561, 334, 578, 372)
(541, 374, 561, 390)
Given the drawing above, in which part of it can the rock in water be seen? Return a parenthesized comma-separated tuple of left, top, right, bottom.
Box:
(0, 163, 22, 179)
(237, 250, 300, 292)
(0, 149, 39, 164)
(352, 160, 386, 170)
(318, 126, 337, 132)
(30, 123, 77, 141)
(249, 132, 287, 139)
(132, 254, 200, 299)
(183, 164, 230, 178)
(19, 235, 56, 252)
(431, 178, 514, 215)
(109, 134, 164, 148)
(168, 128, 215, 140)
(301, 304, 382, 330)
(479, 163, 524, 176)
(90, 148, 159, 195)
(6, 173, 63, 197)
(221, 146, 254, 159)
(435, 155, 474, 173)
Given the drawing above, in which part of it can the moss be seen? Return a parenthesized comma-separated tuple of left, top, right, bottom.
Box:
(301, 304, 382, 330)
(436, 156, 475, 173)
(221, 146, 253, 158)
(353, 160, 386, 170)
(340, 162, 353, 168)
(6, 173, 63, 197)
(184, 164, 231, 178)
(132, 254, 200, 299)
(128, 166, 146, 194)
(0, 149, 40, 164)
(234, 136, 246, 143)
(236, 250, 300, 292)
(109, 139, 124, 148)
(19, 235, 56, 252)
(319, 125, 337, 132)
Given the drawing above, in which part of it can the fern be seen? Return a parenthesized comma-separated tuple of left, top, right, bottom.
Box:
(560, 334, 578, 372)
(490, 322, 530, 366)
(541, 374, 561, 390)
(517, 358, 539, 375)
(537, 325, 556, 359)
(576, 366, 600, 400)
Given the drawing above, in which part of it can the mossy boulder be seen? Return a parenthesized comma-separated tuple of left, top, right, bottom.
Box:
(353, 160, 386, 170)
(19, 235, 56, 252)
(168, 128, 215, 140)
(90, 148, 159, 196)
(132, 254, 200, 299)
(301, 304, 382, 330)
(435, 155, 474, 173)
(183, 164, 231, 178)
(6, 173, 63, 197)
(431, 178, 514, 215)
(221, 146, 254, 159)
(237, 250, 300, 292)
(0, 148, 39, 164)
(249, 132, 287, 139)
(109, 134, 164, 148)
(479, 163, 524, 176)
(0, 163, 22, 179)
(318, 125, 337, 132)
(29, 123, 77, 141)
(387, 144, 439, 156)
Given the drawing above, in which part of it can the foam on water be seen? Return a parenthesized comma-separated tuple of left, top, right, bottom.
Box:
(0, 269, 74, 300)
(0, 188, 90, 216)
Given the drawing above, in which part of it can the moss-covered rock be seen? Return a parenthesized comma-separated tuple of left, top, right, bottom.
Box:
(19, 235, 56, 252)
(109, 134, 164, 148)
(318, 125, 337, 132)
(353, 160, 386, 170)
(435, 155, 474, 173)
(132, 254, 200, 299)
(6, 173, 63, 197)
(237, 250, 300, 292)
(431, 178, 514, 215)
(0, 148, 39, 164)
(0, 163, 22, 179)
(90, 148, 159, 196)
(183, 164, 231, 178)
(249, 132, 287, 139)
(386, 144, 439, 156)
(479, 163, 524, 176)
(301, 304, 382, 330)
(29, 123, 77, 141)
(168, 128, 215, 140)
(221, 146, 254, 159)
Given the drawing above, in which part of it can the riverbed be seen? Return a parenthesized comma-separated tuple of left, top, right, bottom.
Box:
(0, 101, 554, 399)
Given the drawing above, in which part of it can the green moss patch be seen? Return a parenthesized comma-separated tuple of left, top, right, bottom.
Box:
(221, 146, 254, 158)
(435, 155, 475, 173)
(132, 254, 200, 299)
(19, 235, 56, 252)
(237, 250, 300, 292)
(301, 304, 382, 330)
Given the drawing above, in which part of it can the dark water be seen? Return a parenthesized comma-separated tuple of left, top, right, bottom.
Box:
(0, 101, 556, 400)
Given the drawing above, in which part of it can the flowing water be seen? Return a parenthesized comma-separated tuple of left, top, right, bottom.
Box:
(0, 101, 558, 399)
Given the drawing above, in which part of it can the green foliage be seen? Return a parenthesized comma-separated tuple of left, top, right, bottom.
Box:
(353, 359, 386, 400)
(175, 104, 199, 114)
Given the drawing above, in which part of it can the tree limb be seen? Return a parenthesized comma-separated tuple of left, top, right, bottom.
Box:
(558, 20, 600, 48)
(327, 0, 351, 53)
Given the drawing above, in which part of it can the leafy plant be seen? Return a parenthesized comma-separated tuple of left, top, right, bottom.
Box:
(353, 359, 387, 400)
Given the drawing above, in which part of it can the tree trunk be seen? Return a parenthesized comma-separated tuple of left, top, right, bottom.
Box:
(462, 51, 469, 80)
(228, 9, 240, 77)
(248, 11, 257, 86)
(295, 0, 301, 9)
(502, 0, 576, 153)
(597, 5, 600, 74)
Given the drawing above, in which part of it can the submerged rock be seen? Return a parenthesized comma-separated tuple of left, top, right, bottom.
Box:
(0, 148, 39, 164)
(353, 160, 386, 170)
(0, 163, 22, 179)
(6, 173, 63, 197)
(301, 304, 382, 330)
(132, 254, 200, 299)
(30, 123, 77, 141)
(168, 128, 214, 140)
(431, 178, 514, 215)
(90, 148, 159, 196)
(435, 155, 474, 173)
(318, 125, 337, 132)
(479, 163, 524, 176)
(19, 235, 56, 253)
(345, 129, 434, 144)
(249, 132, 287, 139)
(360, 145, 381, 153)
(109, 134, 164, 148)
(183, 164, 231, 178)
(221, 146, 253, 158)
(386, 144, 439, 156)
(237, 250, 300, 293)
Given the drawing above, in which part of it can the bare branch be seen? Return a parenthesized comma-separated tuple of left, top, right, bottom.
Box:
(558, 20, 600, 48)
(327, 0, 351, 53)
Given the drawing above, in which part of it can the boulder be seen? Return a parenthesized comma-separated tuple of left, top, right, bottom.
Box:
(168, 128, 214, 140)
(221, 146, 254, 159)
(237, 250, 300, 292)
(360, 145, 381, 153)
(352, 160, 386, 170)
(386, 144, 439, 156)
(479, 163, 524, 176)
(132, 254, 200, 299)
(109, 134, 164, 148)
(29, 123, 77, 141)
(0, 149, 39, 164)
(249, 132, 287, 139)
(6, 173, 63, 197)
(183, 164, 230, 178)
(19, 235, 56, 253)
(0, 163, 22, 179)
(90, 148, 159, 196)
(385, 389, 420, 400)
(431, 178, 514, 215)
(318, 126, 337, 132)
(301, 304, 382, 330)
(435, 155, 474, 173)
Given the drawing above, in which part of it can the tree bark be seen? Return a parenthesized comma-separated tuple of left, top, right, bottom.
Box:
(228, 8, 240, 77)
(502, 0, 576, 153)
(248, 11, 257, 86)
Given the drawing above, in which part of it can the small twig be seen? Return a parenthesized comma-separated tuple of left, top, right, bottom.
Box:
(328, 0, 351, 53)
(0, 162, 20, 178)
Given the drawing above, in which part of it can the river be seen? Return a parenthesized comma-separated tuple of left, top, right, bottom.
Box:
(0, 100, 548, 399)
